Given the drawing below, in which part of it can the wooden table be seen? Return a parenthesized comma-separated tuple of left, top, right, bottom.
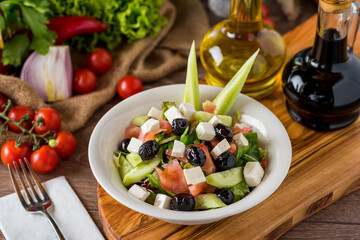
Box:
(1, 0, 360, 239)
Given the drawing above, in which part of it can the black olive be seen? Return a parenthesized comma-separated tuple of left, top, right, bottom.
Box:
(214, 123, 233, 142)
(171, 193, 195, 211)
(119, 138, 130, 153)
(138, 140, 160, 160)
(186, 146, 206, 167)
(215, 152, 236, 171)
(172, 118, 190, 136)
(216, 188, 234, 205)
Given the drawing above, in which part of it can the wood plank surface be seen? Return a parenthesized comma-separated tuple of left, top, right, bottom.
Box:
(97, 14, 360, 240)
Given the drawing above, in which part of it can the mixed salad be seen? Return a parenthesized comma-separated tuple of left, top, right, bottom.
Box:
(113, 43, 267, 211)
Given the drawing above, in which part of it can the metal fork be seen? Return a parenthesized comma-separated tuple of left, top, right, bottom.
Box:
(8, 158, 66, 240)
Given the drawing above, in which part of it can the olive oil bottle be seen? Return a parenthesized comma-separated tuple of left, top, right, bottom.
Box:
(282, 0, 360, 131)
(200, 0, 286, 99)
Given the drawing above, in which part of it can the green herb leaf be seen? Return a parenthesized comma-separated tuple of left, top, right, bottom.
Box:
(0, 15, 5, 30)
(2, 34, 30, 67)
(243, 132, 260, 162)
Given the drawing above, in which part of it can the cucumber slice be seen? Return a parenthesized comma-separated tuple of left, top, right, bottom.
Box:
(184, 41, 201, 111)
(126, 152, 142, 167)
(130, 115, 148, 127)
(194, 111, 214, 122)
(118, 155, 133, 179)
(123, 155, 161, 186)
(206, 167, 243, 188)
(194, 193, 226, 210)
(213, 50, 259, 115)
(217, 115, 233, 127)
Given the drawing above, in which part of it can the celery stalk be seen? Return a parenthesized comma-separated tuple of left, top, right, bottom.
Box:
(213, 49, 259, 115)
(184, 41, 201, 111)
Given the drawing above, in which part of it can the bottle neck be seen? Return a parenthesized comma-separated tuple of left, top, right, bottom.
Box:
(311, 0, 352, 64)
(227, 0, 263, 34)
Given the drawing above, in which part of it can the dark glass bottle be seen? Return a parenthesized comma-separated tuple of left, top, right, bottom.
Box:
(282, 0, 360, 131)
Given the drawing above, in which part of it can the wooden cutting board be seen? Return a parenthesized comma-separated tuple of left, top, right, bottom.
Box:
(97, 15, 360, 240)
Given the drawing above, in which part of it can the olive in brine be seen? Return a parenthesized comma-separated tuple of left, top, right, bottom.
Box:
(214, 123, 233, 142)
(172, 118, 190, 136)
(216, 189, 234, 205)
(119, 138, 130, 153)
(215, 152, 236, 171)
(171, 193, 195, 211)
(186, 146, 206, 167)
(139, 140, 160, 160)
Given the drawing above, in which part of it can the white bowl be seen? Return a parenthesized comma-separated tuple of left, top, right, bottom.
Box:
(89, 84, 292, 225)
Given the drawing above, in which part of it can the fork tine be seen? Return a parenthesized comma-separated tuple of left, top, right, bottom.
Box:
(24, 158, 50, 201)
(13, 161, 35, 204)
(19, 159, 42, 202)
(8, 164, 28, 208)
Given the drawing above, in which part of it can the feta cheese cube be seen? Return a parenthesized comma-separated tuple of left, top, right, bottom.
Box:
(183, 166, 206, 185)
(211, 138, 231, 158)
(196, 122, 215, 141)
(127, 137, 143, 153)
(128, 184, 150, 201)
(141, 118, 160, 135)
(208, 115, 222, 126)
(234, 123, 251, 130)
(154, 194, 172, 209)
(171, 140, 185, 158)
(147, 107, 163, 120)
(233, 133, 249, 147)
(179, 102, 196, 120)
(164, 106, 184, 125)
(244, 162, 264, 187)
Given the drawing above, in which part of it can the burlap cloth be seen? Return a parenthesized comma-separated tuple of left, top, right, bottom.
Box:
(0, 0, 209, 147)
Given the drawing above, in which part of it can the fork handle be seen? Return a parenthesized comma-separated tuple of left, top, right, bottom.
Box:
(42, 210, 66, 240)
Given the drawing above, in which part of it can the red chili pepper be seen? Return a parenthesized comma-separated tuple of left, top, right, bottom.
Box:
(48, 16, 107, 45)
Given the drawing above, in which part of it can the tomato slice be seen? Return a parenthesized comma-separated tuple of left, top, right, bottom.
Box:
(202, 100, 216, 114)
(261, 158, 268, 170)
(188, 182, 207, 196)
(165, 149, 188, 163)
(155, 160, 189, 194)
(143, 129, 167, 142)
(193, 143, 216, 175)
(227, 142, 237, 155)
(125, 125, 141, 138)
(231, 126, 252, 135)
(159, 119, 172, 134)
(203, 184, 216, 193)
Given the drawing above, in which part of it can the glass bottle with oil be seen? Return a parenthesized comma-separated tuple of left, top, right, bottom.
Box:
(200, 0, 286, 99)
(282, 0, 360, 131)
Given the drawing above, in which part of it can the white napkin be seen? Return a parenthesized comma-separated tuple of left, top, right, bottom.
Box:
(0, 176, 104, 240)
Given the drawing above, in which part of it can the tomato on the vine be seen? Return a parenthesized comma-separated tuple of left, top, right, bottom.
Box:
(30, 145, 59, 174)
(117, 75, 143, 99)
(86, 48, 113, 74)
(263, 17, 276, 28)
(0, 93, 7, 112)
(34, 108, 61, 135)
(262, 4, 269, 18)
(52, 131, 77, 158)
(1, 141, 31, 168)
(7, 106, 35, 133)
(73, 68, 97, 94)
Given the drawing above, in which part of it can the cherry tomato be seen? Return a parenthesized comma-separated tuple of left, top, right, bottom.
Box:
(73, 68, 97, 94)
(117, 75, 143, 99)
(30, 145, 59, 174)
(262, 4, 269, 18)
(7, 106, 35, 133)
(53, 131, 77, 158)
(1, 141, 32, 168)
(86, 48, 113, 74)
(0, 92, 7, 112)
(34, 108, 61, 135)
(263, 17, 276, 28)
